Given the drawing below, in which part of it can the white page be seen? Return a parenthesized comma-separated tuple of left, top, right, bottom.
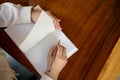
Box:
(5, 23, 34, 46)
(25, 30, 78, 75)
(19, 10, 55, 52)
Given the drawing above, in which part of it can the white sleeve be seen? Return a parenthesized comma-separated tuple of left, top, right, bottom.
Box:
(40, 74, 53, 80)
(0, 2, 32, 27)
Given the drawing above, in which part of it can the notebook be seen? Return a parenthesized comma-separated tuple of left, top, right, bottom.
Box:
(5, 10, 78, 75)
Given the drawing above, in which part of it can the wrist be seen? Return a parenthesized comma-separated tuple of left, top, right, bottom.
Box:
(31, 8, 41, 22)
(45, 70, 59, 80)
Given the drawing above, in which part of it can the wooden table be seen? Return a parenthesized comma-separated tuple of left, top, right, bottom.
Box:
(98, 37, 120, 80)
(0, 0, 120, 80)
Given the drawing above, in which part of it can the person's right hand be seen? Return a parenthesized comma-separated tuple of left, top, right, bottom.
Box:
(46, 42, 67, 80)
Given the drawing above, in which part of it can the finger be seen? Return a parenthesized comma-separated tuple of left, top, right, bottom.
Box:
(52, 16, 61, 22)
(55, 17, 61, 22)
(56, 44, 63, 57)
(52, 46, 58, 59)
(57, 43, 66, 58)
(53, 21, 57, 28)
(62, 47, 67, 58)
(48, 47, 54, 57)
(48, 46, 57, 68)
(57, 23, 62, 30)
(54, 22, 58, 30)
(53, 15, 60, 22)
(56, 44, 66, 57)
(47, 47, 54, 66)
(57, 19, 61, 22)
(56, 22, 62, 30)
(54, 22, 62, 30)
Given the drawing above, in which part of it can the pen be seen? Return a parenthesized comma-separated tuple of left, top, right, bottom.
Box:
(48, 40, 60, 72)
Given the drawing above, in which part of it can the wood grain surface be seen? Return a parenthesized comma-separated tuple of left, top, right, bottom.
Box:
(98, 37, 120, 80)
(0, 0, 120, 80)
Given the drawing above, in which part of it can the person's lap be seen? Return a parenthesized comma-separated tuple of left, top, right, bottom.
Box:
(7, 54, 39, 80)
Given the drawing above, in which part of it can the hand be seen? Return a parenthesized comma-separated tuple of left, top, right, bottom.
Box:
(31, 9, 62, 30)
(45, 11, 62, 30)
(46, 42, 67, 80)
(31, 9, 41, 22)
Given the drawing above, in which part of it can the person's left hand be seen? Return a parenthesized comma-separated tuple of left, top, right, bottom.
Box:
(45, 11, 62, 30)
(31, 9, 62, 30)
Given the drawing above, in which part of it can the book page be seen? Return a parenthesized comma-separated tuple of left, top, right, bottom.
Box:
(19, 10, 55, 52)
(5, 23, 34, 46)
(25, 30, 78, 75)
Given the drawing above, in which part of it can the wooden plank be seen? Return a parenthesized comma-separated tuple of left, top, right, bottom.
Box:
(98, 37, 120, 80)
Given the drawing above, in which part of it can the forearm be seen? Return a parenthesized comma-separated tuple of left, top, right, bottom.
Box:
(0, 2, 33, 27)
(40, 74, 53, 80)
(0, 2, 42, 27)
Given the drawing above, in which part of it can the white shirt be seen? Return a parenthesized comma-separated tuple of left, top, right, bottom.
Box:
(0, 2, 53, 80)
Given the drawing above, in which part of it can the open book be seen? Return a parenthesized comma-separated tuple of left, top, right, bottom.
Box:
(5, 10, 78, 75)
